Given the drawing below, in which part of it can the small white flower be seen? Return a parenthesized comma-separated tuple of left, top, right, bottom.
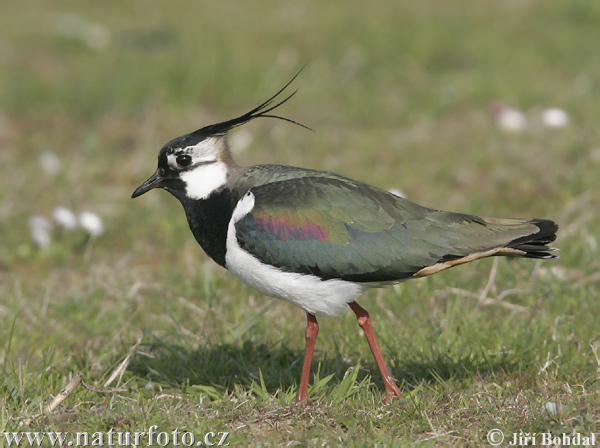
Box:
(540, 401, 566, 417)
(541, 108, 569, 128)
(31, 229, 51, 247)
(489, 102, 527, 133)
(57, 14, 110, 51)
(497, 109, 527, 133)
(28, 215, 52, 247)
(53, 206, 78, 230)
(38, 151, 61, 176)
(83, 24, 111, 51)
(543, 402, 558, 416)
(228, 129, 253, 154)
(79, 211, 104, 237)
(57, 13, 87, 37)
(28, 215, 51, 232)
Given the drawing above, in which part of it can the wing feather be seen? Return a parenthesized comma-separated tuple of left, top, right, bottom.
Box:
(232, 167, 550, 282)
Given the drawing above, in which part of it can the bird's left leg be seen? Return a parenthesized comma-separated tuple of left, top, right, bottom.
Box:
(349, 301, 402, 404)
(296, 312, 319, 405)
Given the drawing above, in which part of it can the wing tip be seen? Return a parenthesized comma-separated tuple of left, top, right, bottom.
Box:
(507, 218, 559, 259)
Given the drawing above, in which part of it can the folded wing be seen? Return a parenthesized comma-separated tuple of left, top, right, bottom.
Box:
(234, 171, 557, 282)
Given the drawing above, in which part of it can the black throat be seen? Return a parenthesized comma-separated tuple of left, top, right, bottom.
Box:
(179, 188, 240, 267)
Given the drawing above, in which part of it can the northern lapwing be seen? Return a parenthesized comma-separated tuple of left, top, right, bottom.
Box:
(132, 72, 558, 405)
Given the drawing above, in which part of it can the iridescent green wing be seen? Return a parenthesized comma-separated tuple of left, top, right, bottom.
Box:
(233, 167, 546, 282)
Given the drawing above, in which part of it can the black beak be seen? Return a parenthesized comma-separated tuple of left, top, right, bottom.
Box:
(131, 169, 164, 198)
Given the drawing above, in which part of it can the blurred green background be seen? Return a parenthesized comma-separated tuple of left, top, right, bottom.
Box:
(1, 1, 599, 445)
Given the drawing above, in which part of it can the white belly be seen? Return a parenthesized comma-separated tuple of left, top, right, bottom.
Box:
(225, 192, 368, 317)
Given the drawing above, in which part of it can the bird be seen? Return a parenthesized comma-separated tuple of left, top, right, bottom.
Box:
(132, 71, 558, 405)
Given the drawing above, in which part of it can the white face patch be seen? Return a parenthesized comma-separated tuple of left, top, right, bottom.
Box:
(167, 137, 229, 200)
(180, 162, 227, 200)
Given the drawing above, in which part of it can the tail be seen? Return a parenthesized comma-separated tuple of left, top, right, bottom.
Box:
(413, 217, 558, 278)
(504, 218, 558, 259)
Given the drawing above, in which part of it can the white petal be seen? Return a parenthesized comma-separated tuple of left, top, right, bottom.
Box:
(229, 129, 253, 154)
(31, 228, 51, 247)
(79, 211, 104, 236)
(28, 215, 51, 232)
(53, 207, 78, 230)
(497, 109, 527, 133)
(38, 151, 61, 176)
(541, 108, 569, 128)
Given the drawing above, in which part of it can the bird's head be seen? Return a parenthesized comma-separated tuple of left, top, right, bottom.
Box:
(131, 130, 235, 202)
(132, 68, 310, 202)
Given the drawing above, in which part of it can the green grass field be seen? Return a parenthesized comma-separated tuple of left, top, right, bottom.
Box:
(1, 1, 599, 446)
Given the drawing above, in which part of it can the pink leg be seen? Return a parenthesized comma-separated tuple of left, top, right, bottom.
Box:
(349, 301, 402, 404)
(296, 313, 319, 405)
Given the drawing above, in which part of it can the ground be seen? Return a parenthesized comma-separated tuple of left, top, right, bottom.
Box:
(1, 1, 599, 446)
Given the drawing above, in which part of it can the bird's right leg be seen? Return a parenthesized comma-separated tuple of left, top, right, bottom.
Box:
(296, 312, 319, 405)
(349, 301, 402, 404)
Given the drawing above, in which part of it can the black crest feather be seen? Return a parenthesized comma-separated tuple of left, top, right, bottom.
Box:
(193, 65, 312, 138)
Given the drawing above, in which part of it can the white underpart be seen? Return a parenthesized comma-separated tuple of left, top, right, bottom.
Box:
(225, 192, 370, 318)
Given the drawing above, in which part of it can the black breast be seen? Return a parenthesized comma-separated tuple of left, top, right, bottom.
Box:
(180, 189, 239, 267)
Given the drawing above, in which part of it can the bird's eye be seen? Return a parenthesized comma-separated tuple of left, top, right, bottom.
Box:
(176, 154, 192, 168)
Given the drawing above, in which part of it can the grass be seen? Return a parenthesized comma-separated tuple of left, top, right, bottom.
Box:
(1, 0, 599, 446)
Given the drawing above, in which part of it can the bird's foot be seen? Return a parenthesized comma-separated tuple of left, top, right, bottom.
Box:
(383, 375, 403, 405)
(295, 395, 309, 407)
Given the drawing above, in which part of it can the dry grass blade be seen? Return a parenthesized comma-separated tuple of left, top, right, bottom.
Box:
(103, 330, 145, 388)
(590, 339, 600, 380)
(478, 258, 499, 303)
(2, 2, 598, 445)
(44, 373, 83, 414)
(22, 373, 83, 427)
(81, 380, 128, 394)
